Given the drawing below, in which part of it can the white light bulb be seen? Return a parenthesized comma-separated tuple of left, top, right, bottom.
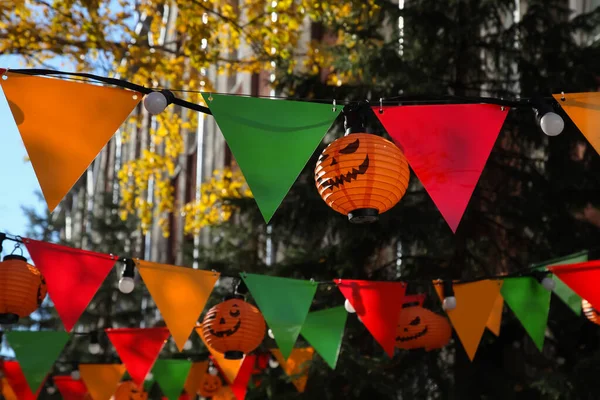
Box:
(143, 91, 169, 115)
(71, 370, 80, 380)
(541, 276, 556, 291)
(208, 366, 218, 376)
(268, 329, 275, 339)
(183, 339, 193, 351)
(540, 112, 564, 136)
(145, 372, 153, 381)
(443, 296, 457, 311)
(118, 276, 135, 294)
(268, 358, 279, 369)
(88, 342, 101, 354)
(47, 386, 56, 395)
(344, 299, 356, 314)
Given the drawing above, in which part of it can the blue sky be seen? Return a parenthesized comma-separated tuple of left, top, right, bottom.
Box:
(0, 55, 44, 241)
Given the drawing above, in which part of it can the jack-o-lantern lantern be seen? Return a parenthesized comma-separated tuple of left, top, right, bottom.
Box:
(212, 386, 236, 400)
(315, 133, 410, 223)
(198, 373, 222, 398)
(202, 296, 266, 359)
(395, 305, 451, 351)
(114, 381, 148, 400)
(582, 299, 600, 325)
(0, 254, 47, 324)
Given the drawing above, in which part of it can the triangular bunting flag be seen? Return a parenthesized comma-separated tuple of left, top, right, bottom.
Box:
(0, 72, 140, 211)
(197, 326, 245, 384)
(241, 273, 317, 359)
(54, 376, 88, 400)
(105, 328, 170, 387)
(486, 294, 504, 336)
(374, 104, 508, 232)
(1, 377, 18, 400)
(25, 239, 117, 332)
(501, 277, 550, 351)
(535, 251, 589, 315)
(336, 280, 406, 357)
(550, 261, 600, 311)
(152, 359, 192, 400)
(183, 361, 207, 397)
(2, 361, 43, 400)
(203, 93, 341, 222)
(300, 307, 347, 369)
(137, 260, 219, 351)
(6, 331, 70, 393)
(270, 348, 315, 393)
(79, 364, 126, 400)
(552, 92, 600, 156)
(230, 355, 255, 400)
(434, 280, 503, 360)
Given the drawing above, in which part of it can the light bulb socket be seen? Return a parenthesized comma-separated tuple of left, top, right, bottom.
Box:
(122, 259, 135, 279)
(158, 89, 175, 105)
(532, 270, 548, 283)
(442, 280, 454, 298)
(235, 280, 249, 296)
(90, 331, 99, 345)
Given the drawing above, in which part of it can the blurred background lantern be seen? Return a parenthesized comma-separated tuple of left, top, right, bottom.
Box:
(582, 299, 600, 325)
(395, 304, 452, 351)
(114, 381, 148, 400)
(315, 133, 410, 223)
(201, 296, 266, 359)
(0, 254, 47, 323)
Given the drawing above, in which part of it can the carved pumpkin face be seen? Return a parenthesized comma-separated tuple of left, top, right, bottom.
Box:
(198, 373, 222, 397)
(202, 298, 266, 359)
(395, 305, 451, 351)
(315, 133, 410, 223)
(114, 381, 148, 400)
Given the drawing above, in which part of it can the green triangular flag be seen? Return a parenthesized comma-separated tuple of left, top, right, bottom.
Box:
(242, 273, 317, 359)
(300, 307, 347, 369)
(152, 359, 192, 400)
(534, 251, 588, 315)
(6, 331, 70, 392)
(501, 277, 551, 351)
(203, 93, 342, 223)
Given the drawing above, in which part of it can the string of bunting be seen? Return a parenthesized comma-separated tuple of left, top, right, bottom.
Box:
(1, 69, 599, 231)
(1, 234, 600, 399)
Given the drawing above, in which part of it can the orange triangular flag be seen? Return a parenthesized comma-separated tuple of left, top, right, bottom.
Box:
(434, 280, 503, 360)
(79, 364, 126, 400)
(553, 92, 600, 156)
(137, 260, 220, 351)
(486, 294, 504, 336)
(0, 72, 140, 211)
(270, 347, 315, 393)
(1, 378, 18, 400)
(196, 326, 244, 384)
(184, 361, 208, 396)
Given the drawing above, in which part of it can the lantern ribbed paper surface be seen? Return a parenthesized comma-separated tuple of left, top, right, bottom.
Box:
(315, 133, 410, 222)
(202, 297, 266, 360)
(0, 255, 46, 323)
(582, 299, 600, 325)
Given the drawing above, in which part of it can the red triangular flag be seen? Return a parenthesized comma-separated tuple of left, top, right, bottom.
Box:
(105, 328, 170, 388)
(230, 355, 255, 400)
(550, 261, 600, 310)
(335, 279, 406, 357)
(54, 376, 88, 400)
(2, 361, 43, 400)
(25, 239, 117, 331)
(374, 104, 508, 232)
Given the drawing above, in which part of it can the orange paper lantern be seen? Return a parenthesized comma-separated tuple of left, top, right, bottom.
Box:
(202, 296, 266, 359)
(582, 299, 600, 325)
(395, 305, 451, 351)
(114, 381, 148, 400)
(315, 133, 410, 223)
(0, 255, 47, 323)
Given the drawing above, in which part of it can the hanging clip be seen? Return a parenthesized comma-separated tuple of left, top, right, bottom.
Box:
(332, 99, 337, 112)
(11, 241, 23, 257)
(379, 98, 383, 114)
(560, 91, 566, 101)
(208, 92, 213, 102)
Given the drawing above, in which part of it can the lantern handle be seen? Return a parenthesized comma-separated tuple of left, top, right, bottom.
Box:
(11, 241, 23, 257)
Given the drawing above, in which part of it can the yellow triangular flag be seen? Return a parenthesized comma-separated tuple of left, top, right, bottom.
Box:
(486, 294, 504, 336)
(79, 364, 126, 400)
(196, 326, 245, 384)
(553, 92, 600, 156)
(434, 280, 503, 360)
(270, 347, 315, 393)
(184, 361, 208, 396)
(0, 72, 141, 211)
(1, 378, 18, 400)
(138, 260, 220, 351)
